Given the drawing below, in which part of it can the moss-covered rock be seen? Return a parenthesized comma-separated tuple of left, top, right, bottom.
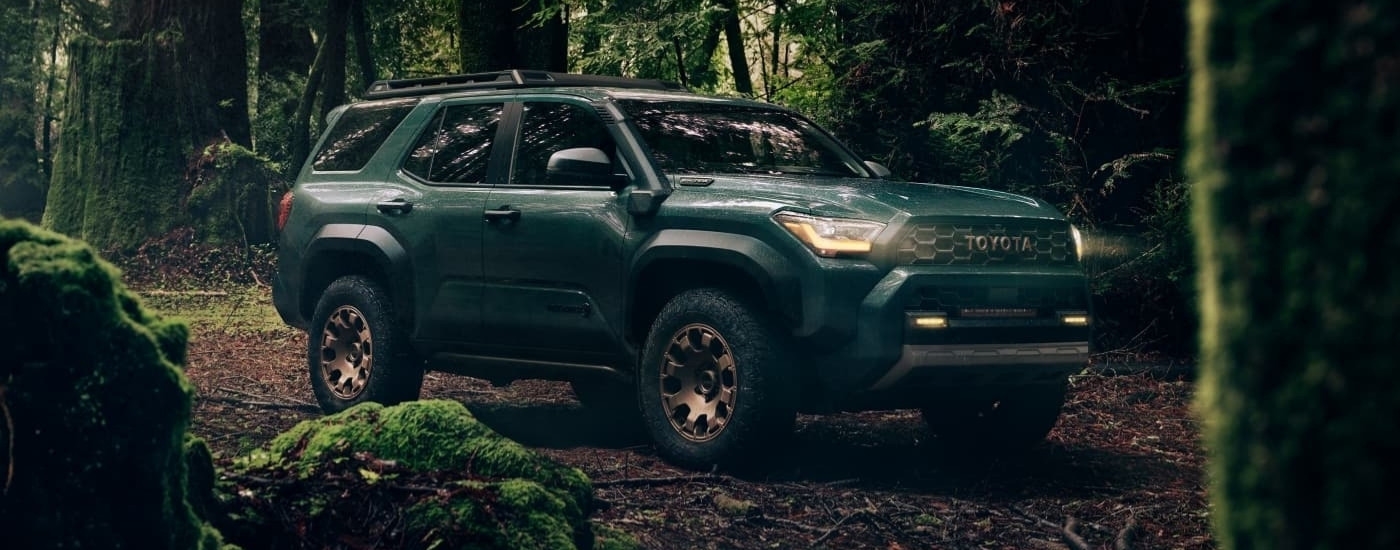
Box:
(226, 400, 597, 549)
(0, 218, 229, 549)
(186, 142, 282, 246)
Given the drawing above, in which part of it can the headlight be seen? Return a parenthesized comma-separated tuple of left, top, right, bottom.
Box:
(773, 212, 885, 258)
(1070, 224, 1084, 260)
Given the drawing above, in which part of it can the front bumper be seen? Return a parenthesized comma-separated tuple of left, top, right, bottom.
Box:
(803, 265, 1091, 409)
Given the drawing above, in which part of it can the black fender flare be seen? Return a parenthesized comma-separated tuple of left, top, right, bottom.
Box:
(629, 229, 801, 330)
(301, 224, 414, 325)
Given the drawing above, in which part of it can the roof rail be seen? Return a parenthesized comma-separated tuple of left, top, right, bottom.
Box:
(363, 69, 685, 99)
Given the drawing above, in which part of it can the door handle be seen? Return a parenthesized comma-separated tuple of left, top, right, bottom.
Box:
(376, 198, 413, 214)
(484, 206, 521, 223)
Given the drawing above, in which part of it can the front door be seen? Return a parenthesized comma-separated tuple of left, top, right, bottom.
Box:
(481, 99, 631, 361)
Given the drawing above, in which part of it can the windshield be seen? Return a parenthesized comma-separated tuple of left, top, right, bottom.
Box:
(620, 100, 869, 177)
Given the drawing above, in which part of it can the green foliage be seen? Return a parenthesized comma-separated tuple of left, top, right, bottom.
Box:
(229, 400, 598, 549)
(0, 218, 229, 549)
(0, 0, 46, 222)
(1189, 0, 1400, 548)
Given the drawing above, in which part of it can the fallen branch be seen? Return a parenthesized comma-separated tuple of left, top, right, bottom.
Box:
(139, 290, 231, 296)
(1, 383, 13, 496)
(226, 473, 446, 495)
(217, 386, 315, 407)
(1062, 517, 1091, 550)
(1114, 516, 1139, 550)
(199, 394, 320, 413)
(812, 511, 860, 546)
(755, 515, 826, 533)
(1011, 506, 1091, 550)
(593, 473, 724, 488)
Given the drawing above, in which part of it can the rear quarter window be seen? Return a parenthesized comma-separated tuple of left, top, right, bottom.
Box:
(312, 98, 419, 172)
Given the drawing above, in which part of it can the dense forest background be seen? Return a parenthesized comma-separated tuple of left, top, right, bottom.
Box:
(0, 0, 1191, 357)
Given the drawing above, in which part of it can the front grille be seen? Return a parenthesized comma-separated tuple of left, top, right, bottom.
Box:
(896, 222, 1075, 266)
(905, 285, 1088, 312)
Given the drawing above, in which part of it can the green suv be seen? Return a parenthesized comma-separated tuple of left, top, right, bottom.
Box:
(273, 70, 1091, 470)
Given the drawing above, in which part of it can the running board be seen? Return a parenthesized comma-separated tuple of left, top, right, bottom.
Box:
(429, 353, 627, 386)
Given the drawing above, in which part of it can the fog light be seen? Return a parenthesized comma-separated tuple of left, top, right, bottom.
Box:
(911, 314, 948, 329)
(1060, 313, 1090, 326)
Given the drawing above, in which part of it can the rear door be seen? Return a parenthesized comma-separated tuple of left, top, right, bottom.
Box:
(480, 98, 632, 362)
(373, 98, 512, 349)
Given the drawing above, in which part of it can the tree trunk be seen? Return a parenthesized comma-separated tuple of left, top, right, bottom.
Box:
(1189, 1, 1400, 548)
(319, 0, 350, 121)
(457, 0, 513, 72)
(718, 0, 751, 94)
(290, 36, 329, 179)
(43, 0, 259, 249)
(350, 0, 376, 87)
(258, 0, 315, 79)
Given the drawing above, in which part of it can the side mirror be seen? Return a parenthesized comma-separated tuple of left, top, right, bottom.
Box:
(547, 147, 628, 190)
(864, 160, 892, 179)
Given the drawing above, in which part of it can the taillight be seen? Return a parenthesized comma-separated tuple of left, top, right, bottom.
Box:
(276, 191, 294, 232)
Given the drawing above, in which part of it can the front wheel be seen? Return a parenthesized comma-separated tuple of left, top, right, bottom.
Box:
(307, 276, 423, 413)
(920, 383, 1067, 451)
(637, 288, 797, 471)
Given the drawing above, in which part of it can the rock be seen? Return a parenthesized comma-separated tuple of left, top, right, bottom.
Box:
(0, 218, 229, 549)
(226, 399, 598, 549)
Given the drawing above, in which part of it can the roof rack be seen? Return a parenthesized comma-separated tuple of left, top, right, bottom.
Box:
(363, 69, 685, 99)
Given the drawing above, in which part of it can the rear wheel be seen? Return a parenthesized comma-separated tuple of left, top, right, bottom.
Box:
(307, 276, 422, 413)
(637, 288, 797, 471)
(920, 383, 1067, 451)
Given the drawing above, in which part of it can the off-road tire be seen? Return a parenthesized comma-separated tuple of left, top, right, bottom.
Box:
(307, 276, 423, 413)
(637, 288, 797, 471)
(920, 383, 1067, 451)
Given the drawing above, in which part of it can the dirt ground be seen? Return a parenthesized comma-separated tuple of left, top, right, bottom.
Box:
(141, 283, 1212, 550)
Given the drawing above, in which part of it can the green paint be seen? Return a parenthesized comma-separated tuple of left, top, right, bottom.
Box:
(1189, 1, 1400, 548)
(0, 218, 229, 548)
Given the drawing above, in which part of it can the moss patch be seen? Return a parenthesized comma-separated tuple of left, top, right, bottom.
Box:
(0, 218, 229, 548)
(226, 400, 597, 549)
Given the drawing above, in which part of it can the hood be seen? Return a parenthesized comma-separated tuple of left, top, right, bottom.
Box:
(682, 175, 1066, 222)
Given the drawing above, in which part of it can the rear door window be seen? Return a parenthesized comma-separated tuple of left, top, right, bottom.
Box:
(312, 98, 419, 172)
(402, 103, 505, 185)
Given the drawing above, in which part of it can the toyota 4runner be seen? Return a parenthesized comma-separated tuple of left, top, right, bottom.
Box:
(273, 70, 1091, 470)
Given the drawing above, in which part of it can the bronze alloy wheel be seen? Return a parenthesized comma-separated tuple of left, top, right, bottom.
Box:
(319, 305, 374, 400)
(659, 323, 738, 441)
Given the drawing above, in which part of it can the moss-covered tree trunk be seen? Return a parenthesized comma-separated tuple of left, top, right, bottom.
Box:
(43, 0, 258, 251)
(1188, 1, 1400, 548)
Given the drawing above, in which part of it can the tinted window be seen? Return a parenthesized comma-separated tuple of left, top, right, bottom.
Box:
(619, 100, 865, 177)
(312, 98, 418, 172)
(403, 103, 503, 184)
(512, 102, 616, 186)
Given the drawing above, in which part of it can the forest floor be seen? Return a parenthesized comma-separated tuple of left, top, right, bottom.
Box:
(126, 249, 1212, 550)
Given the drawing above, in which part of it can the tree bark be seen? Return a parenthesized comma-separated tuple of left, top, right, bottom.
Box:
(290, 35, 329, 179)
(457, 0, 513, 72)
(257, 0, 315, 79)
(1189, 1, 1400, 548)
(43, 0, 259, 249)
(718, 0, 752, 94)
(319, 0, 350, 122)
(350, 0, 376, 87)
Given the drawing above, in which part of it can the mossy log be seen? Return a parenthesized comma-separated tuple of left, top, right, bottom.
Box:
(0, 218, 228, 548)
(224, 400, 618, 550)
(1188, 1, 1400, 548)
